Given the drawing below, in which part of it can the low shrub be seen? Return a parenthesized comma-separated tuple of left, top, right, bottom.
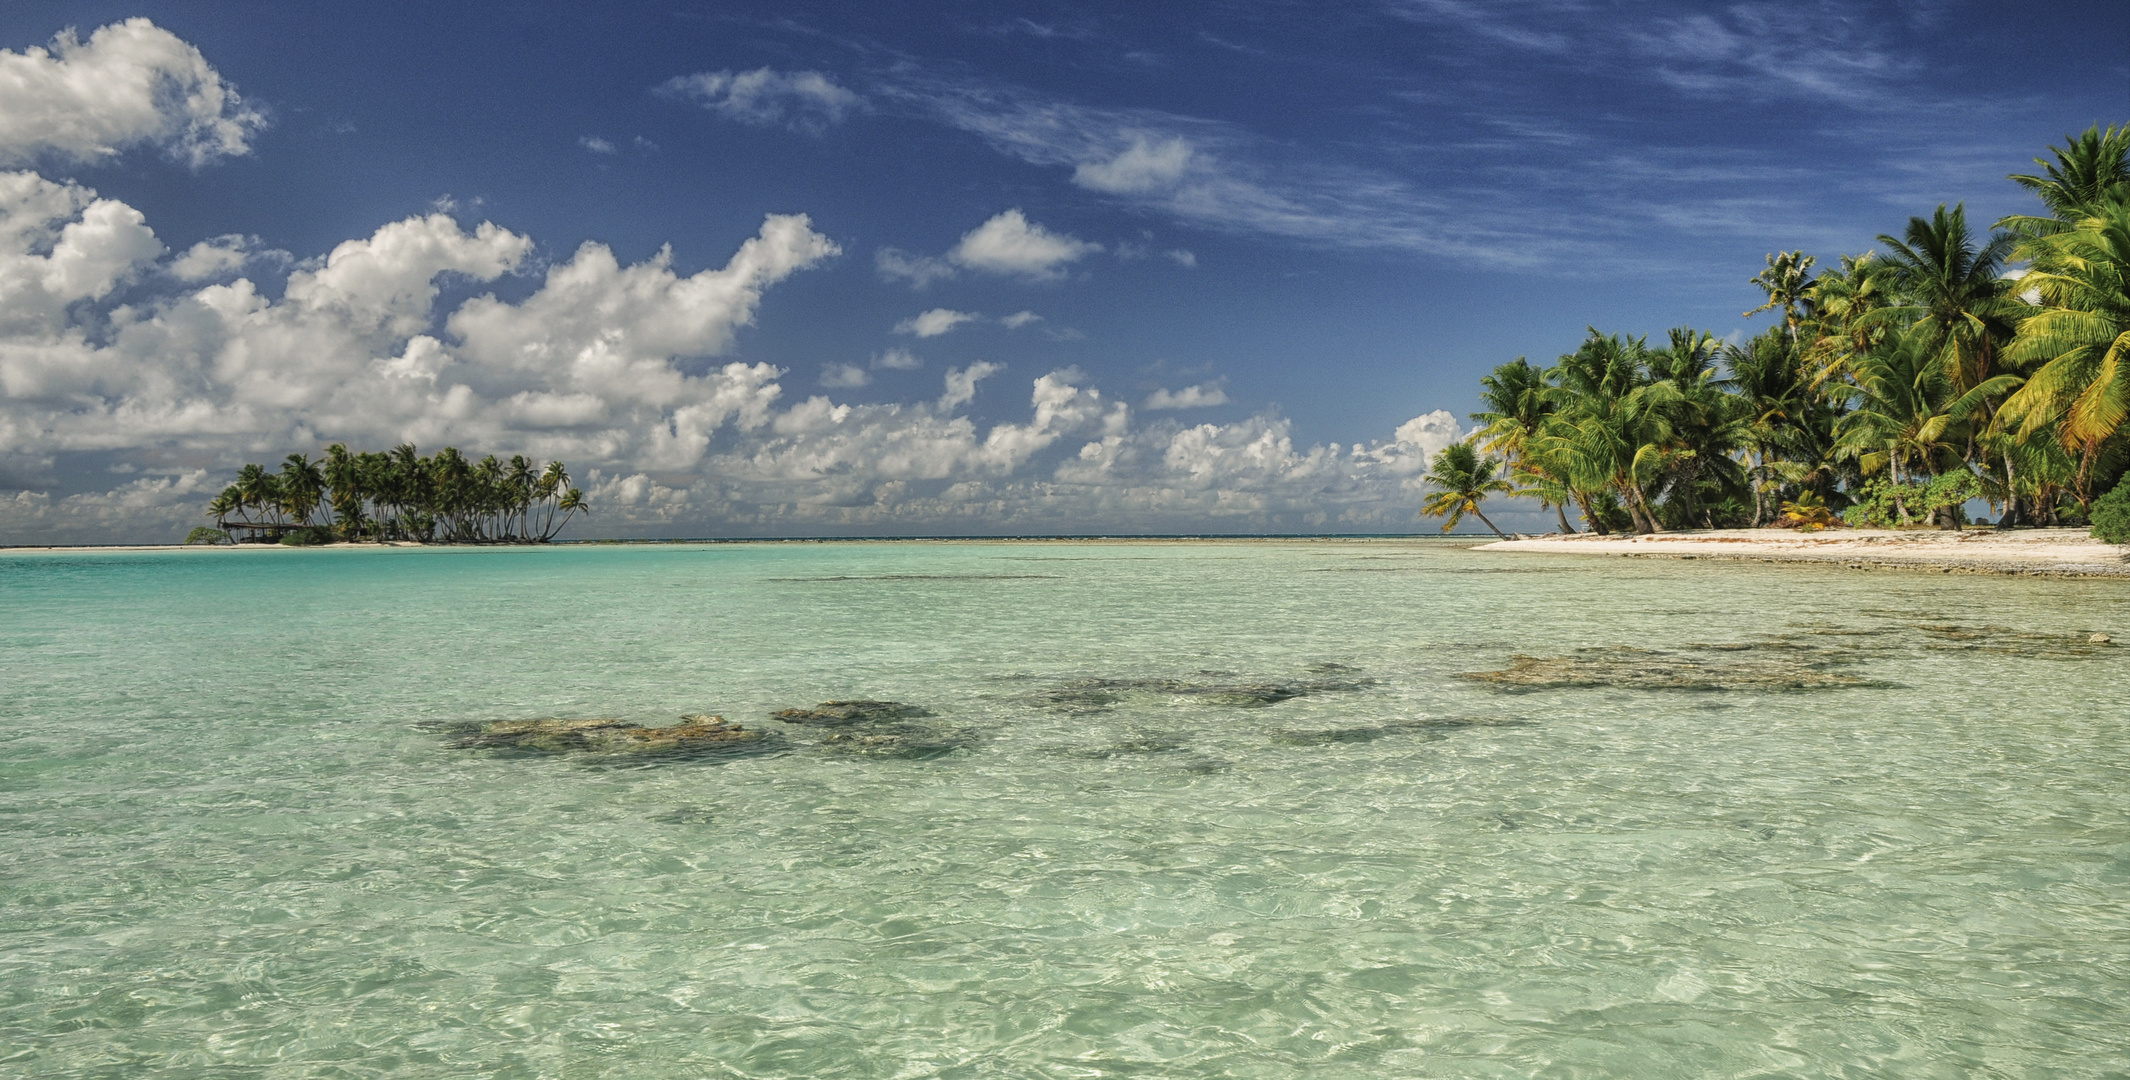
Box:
(2093, 481, 2130, 544)
(183, 526, 231, 546)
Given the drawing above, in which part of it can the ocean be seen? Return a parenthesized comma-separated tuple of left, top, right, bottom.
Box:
(4, 539, 2126, 1077)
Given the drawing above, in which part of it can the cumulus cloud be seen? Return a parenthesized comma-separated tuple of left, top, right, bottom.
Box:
(658, 68, 862, 135)
(939, 361, 1001, 411)
(1073, 135, 1195, 194)
(579, 136, 617, 154)
(166, 234, 260, 281)
(820, 362, 869, 388)
(1166, 249, 1197, 267)
(0, 173, 843, 514)
(0, 19, 265, 168)
(0, 174, 1505, 543)
(948, 209, 1099, 280)
(873, 246, 955, 288)
(1144, 383, 1229, 410)
(999, 310, 1042, 329)
(872, 347, 922, 370)
(894, 308, 979, 338)
(876, 210, 1099, 289)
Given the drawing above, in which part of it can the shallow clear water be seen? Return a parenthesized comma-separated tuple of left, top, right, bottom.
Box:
(3, 539, 2127, 1078)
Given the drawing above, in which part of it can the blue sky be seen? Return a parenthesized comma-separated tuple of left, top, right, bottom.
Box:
(1, 1, 2124, 540)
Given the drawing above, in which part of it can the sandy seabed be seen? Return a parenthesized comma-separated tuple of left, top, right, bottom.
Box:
(1478, 526, 2130, 576)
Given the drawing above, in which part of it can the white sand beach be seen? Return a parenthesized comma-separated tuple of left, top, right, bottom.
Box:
(1477, 527, 2130, 576)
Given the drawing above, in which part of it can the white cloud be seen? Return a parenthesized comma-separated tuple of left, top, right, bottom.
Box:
(0, 175, 1521, 542)
(820, 362, 870, 388)
(0, 176, 841, 510)
(948, 209, 1099, 280)
(894, 308, 979, 338)
(872, 74, 1551, 265)
(0, 19, 265, 168)
(1144, 383, 1229, 410)
(1073, 135, 1195, 194)
(939, 361, 1000, 411)
(999, 310, 1042, 330)
(1165, 249, 1197, 267)
(658, 68, 862, 135)
(167, 234, 256, 281)
(579, 136, 617, 154)
(0, 171, 163, 336)
(872, 347, 922, 370)
(874, 246, 955, 288)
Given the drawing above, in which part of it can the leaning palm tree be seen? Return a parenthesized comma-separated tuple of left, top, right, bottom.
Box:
(1996, 198, 2130, 507)
(1421, 440, 1512, 538)
(541, 487, 590, 542)
(1472, 356, 1575, 532)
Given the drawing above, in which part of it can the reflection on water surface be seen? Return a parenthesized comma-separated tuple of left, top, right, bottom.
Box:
(2, 539, 2126, 1077)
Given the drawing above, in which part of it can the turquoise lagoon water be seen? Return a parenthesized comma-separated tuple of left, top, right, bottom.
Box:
(2, 539, 2127, 1078)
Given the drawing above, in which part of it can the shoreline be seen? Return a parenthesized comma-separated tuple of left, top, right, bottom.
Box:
(1475, 527, 2130, 577)
(0, 535, 1465, 554)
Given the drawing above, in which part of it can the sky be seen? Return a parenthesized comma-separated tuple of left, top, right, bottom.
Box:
(0, 0, 2124, 542)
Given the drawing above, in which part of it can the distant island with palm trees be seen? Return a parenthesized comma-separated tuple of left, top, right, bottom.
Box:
(1419, 123, 2130, 557)
(191, 443, 588, 545)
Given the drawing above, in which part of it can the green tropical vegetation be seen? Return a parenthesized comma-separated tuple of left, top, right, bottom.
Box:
(205, 444, 588, 544)
(1420, 441, 1512, 537)
(1431, 124, 2130, 538)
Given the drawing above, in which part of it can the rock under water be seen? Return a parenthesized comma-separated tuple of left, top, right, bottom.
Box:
(448, 715, 776, 756)
(1458, 647, 1890, 691)
(1269, 716, 1535, 745)
(1039, 669, 1378, 711)
(771, 700, 935, 726)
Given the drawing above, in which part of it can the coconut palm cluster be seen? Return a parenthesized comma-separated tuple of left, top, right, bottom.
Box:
(203, 443, 588, 544)
(1430, 124, 2130, 536)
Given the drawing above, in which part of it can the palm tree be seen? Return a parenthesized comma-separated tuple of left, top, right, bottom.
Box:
(1421, 440, 1512, 537)
(233, 463, 282, 528)
(1803, 251, 1896, 387)
(1645, 327, 1747, 528)
(1860, 204, 2027, 517)
(1835, 329, 1969, 526)
(278, 453, 328, 530)
(1746, 250, 1817, 341)
(1473, 357, 1576, 533)
(1540, 330, 1681, 533)
(1866, 204, 2020, 397)
(1996, 199, 2130, 507)
(1720, 329, 1804, 526)
(533, 461, 573, 540)
(546, 487, 589, 541)
(1999, 124, 2130, 238)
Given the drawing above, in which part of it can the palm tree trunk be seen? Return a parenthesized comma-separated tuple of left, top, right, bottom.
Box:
(1999, 450, 2021, 527)
(1471, 508, 1507, 538)
(1575, 491, 1609, 536)
(1554, 503, 1576, 535)
(1630, 482, 1666, 533)
(1750, 448, 1767, 527)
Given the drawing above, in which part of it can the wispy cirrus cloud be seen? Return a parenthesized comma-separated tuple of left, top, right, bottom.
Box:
(868, 73, 1542, 264)
(658, 67, 863, 135)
